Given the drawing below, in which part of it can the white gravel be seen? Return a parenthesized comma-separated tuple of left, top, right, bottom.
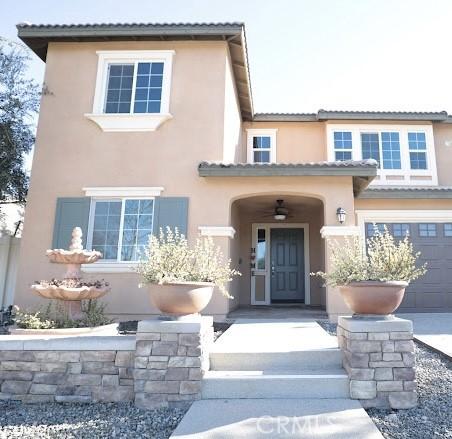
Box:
(368, 344, 452, 439)
(0, 402, 187, 439)
(317, 319, 452, 439)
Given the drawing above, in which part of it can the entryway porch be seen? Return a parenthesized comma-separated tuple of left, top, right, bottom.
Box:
(229, 194, 326, 310)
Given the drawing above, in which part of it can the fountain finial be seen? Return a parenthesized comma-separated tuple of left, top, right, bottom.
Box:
(69, 227, 83, 251)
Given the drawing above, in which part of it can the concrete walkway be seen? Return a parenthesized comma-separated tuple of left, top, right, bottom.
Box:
(172, 319, 383, 438)
(171, 398, 383, 438)
(398, 313, 452, 358)
(212, 319, 338, 353)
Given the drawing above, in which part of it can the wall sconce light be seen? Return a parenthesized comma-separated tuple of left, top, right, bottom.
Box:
(336, 207, 346, 224)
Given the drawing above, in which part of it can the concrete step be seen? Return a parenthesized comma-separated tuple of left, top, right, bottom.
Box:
(170, 398, 384, 438)
(202, 369, 349, 399)
(209, 348, 343, 371)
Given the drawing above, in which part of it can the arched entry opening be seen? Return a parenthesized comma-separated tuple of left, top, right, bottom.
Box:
(229, 194, 325, 309)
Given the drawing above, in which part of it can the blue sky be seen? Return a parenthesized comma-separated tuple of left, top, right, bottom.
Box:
(2, 0, 452, 114)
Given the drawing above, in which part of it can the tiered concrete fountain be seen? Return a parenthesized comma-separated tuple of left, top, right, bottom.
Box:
(31, 227, 110, 319)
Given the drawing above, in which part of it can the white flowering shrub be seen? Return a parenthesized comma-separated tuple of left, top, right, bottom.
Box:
(136, 228, 241, 298)
(312, 226, 426, 287)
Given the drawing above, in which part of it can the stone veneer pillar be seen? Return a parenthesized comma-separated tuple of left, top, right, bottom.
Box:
(338, 315, 417, 409)
(134, 316, 213, 409)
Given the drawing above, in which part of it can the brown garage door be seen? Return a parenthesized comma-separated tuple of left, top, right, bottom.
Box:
(365, 222, 452, 312)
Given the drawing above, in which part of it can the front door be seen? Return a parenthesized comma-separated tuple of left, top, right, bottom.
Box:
(270, 228, 305, 302)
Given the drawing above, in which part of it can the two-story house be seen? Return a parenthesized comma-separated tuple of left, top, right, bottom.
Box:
(15, 22, 452, 321)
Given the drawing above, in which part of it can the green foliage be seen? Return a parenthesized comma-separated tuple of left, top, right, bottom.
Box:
(0, 38, 39, 205)
(312, 226, 427, 287)
(136, 227, 241, 298)
(15, 300, 113, 329)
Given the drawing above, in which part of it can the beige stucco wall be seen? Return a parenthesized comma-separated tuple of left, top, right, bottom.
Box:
(431, 123, 452, 186)
(16, 40, 239, 319)
(242, 122, 326, 163)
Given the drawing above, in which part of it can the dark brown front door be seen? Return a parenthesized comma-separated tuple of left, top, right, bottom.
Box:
(270, 228, 305, 303)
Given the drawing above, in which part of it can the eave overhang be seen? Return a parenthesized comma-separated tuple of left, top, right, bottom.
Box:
(359, 187, 452, 199)
(198, 160, 378, 196)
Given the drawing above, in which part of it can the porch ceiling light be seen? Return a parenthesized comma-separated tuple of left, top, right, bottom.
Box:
(274, 213, 286, 221)
(336, 207, 346, 224)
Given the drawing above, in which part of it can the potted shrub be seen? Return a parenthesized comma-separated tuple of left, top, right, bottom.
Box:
(312, 227, 426, 315)
(136, 228, 240, 316)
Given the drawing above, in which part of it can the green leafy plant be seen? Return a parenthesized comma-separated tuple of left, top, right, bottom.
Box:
(312, 226, 426, 287)
(15, 300, 113, 329)
(136, 227, 241, 298)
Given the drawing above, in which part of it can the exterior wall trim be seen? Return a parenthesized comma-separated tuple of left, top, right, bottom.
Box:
(198, 226, 236, 238)
(320, 226, 360, 238)
(83, 187, 164, 197)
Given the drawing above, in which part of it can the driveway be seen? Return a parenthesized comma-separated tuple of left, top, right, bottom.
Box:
(398, 313, 452, 358)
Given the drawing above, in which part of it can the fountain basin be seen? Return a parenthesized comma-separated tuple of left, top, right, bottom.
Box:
(46, 249, 102, 265)
(31, 285, 110, 301)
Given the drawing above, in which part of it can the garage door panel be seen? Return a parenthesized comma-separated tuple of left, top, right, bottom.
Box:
(420, 267, 442, 285)
(400, 292, 416, 308)
(417, 292, 446, 308)
(365, 222, 452, 311)
(415, 245, 440, 260)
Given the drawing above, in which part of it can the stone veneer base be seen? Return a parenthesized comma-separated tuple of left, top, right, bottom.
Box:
(338, 315, 417, 409)
(0, 317, 213, 409)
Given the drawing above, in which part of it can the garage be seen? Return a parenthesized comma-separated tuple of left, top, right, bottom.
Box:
(365, 222, 452, 312)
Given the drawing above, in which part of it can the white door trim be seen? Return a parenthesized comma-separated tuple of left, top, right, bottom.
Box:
(251, 223, 310, 305)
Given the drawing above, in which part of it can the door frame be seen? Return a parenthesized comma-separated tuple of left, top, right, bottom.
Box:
(251, 223, 310, 305)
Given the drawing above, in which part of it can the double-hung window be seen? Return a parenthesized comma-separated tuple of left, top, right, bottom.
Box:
(89, 198, 154, 262)
(86, 50, 174, 132)
(408, 132, 427, 170)
(247, 129, 277, 163)
(381, 132, 401, 169)
(333, 131, 353, 161)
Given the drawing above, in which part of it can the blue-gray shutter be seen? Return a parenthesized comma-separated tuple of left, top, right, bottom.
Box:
(153, 197, 189, 237)
(52, 197, 91, 249)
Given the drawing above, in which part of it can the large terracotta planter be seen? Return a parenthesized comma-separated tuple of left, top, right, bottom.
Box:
(148, 281, 214, 316)
(339, 281, 408, 315)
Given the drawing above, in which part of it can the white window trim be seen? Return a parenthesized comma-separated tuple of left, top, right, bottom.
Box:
(247, 129, 278, 163)
(85, 50, 175, 132)
(356, 209, 452, 237)
(83, 187, 164, 197)
(198, 226, 236, 238)
(82, 190, 159, 273)
(326, 124, 438, 186)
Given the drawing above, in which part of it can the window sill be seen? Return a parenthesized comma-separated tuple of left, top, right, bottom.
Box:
(85, 113, 172, 132)
(81, 262, 139, 273)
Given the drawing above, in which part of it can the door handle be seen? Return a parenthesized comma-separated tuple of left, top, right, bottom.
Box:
(271, 264, 275, 276)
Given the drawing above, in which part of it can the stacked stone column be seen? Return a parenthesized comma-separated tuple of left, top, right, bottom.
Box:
(134, 316, 213, 409)
(338, 316, 417, 409)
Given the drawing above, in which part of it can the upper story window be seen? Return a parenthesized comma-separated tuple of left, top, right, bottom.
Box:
(247, 129, 277, 163)
(327, 124, 437, 186)
(105, 62, 164, 114)
(88, 198, 154, 262)
(85, 50, 175, 132)
(333, 131, 352, 160)
(408, 132, 427, 170)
